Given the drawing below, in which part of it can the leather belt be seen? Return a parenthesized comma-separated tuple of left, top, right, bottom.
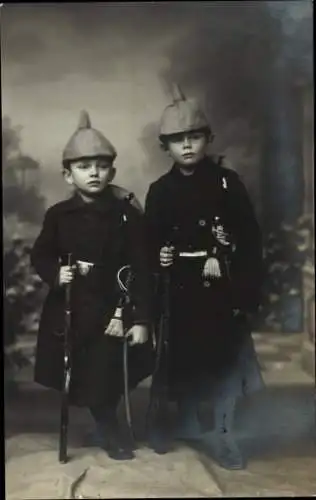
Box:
(178, 250, 208, 258)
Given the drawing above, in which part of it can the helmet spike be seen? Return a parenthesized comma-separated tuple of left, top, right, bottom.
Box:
(171, 83, 186, 103)
(77, 110, 92, 130)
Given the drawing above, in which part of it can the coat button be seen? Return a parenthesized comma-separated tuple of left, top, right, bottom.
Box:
(199, 219, 206, 227)
(203, 281, 211, 287)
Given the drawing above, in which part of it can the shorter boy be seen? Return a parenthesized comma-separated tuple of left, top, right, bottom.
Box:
(31, 111, 153, 460)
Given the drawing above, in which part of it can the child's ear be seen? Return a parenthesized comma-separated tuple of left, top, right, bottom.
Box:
(109, 167, 116, 182)
(208, 133, 215, 144)
(159, 141, 168, 152)
(63, 168, 73, 186)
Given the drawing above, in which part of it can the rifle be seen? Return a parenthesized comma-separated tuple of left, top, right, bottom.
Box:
(117, 264, 135, 445)
(59, 253, 72, 464)
(146, 260, 171, 434)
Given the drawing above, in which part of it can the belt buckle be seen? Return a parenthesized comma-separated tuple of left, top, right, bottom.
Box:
(76, 260, 95, 276)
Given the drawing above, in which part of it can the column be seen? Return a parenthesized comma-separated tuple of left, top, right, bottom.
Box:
(301, 83, 314, 376)
(261, 62, 305, 333)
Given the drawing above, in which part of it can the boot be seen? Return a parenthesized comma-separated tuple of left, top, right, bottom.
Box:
(96, 420, 135, 461)
(90, 405, 135, 461)
(199, 398, 246, 470)
(202, 429, 246, 470)
(147, 401, 171, 455)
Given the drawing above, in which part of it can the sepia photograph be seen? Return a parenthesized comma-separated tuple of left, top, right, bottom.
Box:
(2, 1, 314, 498)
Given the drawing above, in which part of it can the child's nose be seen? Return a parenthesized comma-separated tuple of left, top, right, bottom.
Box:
(89, 164, 99, 176)
(183, 135, 191, 147)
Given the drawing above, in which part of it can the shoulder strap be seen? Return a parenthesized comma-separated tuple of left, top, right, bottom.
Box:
(109, 184, 144, 214)
(207, 154, 229, 191)
(216, 155, 241, 195)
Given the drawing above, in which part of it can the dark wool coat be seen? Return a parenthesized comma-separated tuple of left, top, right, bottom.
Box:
(145, 157, 263, 397)
(31, 188, 154, 408)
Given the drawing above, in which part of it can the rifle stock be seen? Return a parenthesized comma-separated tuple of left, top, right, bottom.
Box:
(59, 253, 72, 464)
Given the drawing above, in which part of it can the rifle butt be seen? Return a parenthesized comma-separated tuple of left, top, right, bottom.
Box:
(59, 403, 69, 463)
(59, 366, 71, 464)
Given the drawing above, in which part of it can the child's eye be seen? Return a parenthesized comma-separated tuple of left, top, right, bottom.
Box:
(72, 164, 86, 170)
(169, 135, 184, 143)
(98, 163, 110, 170)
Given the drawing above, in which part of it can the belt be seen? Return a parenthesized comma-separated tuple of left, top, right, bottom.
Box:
(178, 250, 208, 258)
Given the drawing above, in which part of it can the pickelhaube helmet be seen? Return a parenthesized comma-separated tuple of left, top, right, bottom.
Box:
(159, 84, 210, 138)
(62, 110, 117, 163)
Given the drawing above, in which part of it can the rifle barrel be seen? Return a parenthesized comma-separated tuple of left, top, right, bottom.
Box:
(58, 252, 72, 464)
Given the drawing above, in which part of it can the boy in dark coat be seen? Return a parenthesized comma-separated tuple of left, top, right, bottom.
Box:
(31, 111, 153, 461)
(145, 85, 264, 469)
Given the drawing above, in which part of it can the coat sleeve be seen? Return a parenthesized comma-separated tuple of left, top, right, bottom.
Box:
(30, 207, 60, 287)
(124, 203, 152, 326)
(227, 171, 264, 313)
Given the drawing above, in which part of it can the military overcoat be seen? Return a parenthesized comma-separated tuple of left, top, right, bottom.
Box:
(31, 187, 153, 408)
(145, 157, 263, 397)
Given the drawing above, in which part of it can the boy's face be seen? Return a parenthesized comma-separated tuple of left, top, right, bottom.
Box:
(64, 157, 115, 197)
(165, 130, 210, 168)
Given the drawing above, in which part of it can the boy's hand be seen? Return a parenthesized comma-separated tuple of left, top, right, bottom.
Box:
(160, 246, 175, 267)
(59, 265, 76, 285)
(126, 324, 148, 346)
(104, 318, 124, 338)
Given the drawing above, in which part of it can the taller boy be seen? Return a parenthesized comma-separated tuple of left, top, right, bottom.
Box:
(31, 111, 153, 461)
(145, 86, 264, 469)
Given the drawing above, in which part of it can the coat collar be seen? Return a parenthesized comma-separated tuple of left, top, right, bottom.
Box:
(62, 186, 119, 213)
(169, 156, 219, 181)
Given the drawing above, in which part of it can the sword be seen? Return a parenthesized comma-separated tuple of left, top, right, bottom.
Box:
(117, 265, 136, 444)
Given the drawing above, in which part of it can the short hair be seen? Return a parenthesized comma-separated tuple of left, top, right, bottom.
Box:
(159, 126, 212, 150)
(62, 155, 114, 171)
